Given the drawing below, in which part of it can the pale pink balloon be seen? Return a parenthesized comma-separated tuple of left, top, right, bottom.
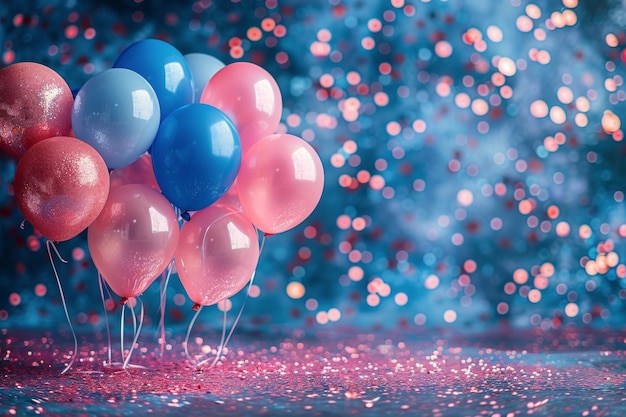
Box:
(237, 134, 324, 234)
(109, 153, 160, 191)
(200, 62, 282, 155)
(176, 205, 259, 307)
(88, 184, 179, 299)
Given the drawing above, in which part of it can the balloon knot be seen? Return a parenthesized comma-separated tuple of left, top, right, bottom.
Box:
(192, 302, 201, 311)
(120, 297, 128, 306)
(181, 211, 191, 222)
(263, 232, 274, 237)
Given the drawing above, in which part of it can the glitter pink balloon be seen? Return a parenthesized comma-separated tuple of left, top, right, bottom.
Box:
(109, 153, 160, 192)
(176, 205, 260, 307)
(200, 62, 282, 155)
(13, 136, 110, 242)
(88, 184, 179, 299)
(0, 62, 73, 159)
(237, 134, 324, 235)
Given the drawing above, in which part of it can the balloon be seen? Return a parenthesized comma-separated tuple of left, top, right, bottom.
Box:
(176, 205, 260, 307)
(0, 62, 73, 159)
(13, 136, 109, 242)
(183, 53, 225, 102)
(237, 134, 324, 234)
(200, 62, 282, 154)
(113, 39, 194, 120)
(109, 153, 160, 191)
(213, 179, 242, 212)
(151, 103, 242, 211)
(72, 68, 160, 169)
(88, 184, 179, 299)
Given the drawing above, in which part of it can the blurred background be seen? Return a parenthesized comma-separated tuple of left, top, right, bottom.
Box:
(1, 0, 626, 338)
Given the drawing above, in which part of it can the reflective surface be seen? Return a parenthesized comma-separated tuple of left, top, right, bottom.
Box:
(200, 62, 282, 154)
(113, 39, 194, 120)
(0, 63, 73, 159)
(2, 328, 626, 417)
(151, 104, 241, 211)
(176, 205, 259, 306)
(72, 68, 160, 169)
(238, 134, 325, 234)
(88, 184, 179, 298)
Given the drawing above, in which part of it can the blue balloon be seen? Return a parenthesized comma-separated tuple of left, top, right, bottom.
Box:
(183, 53, 225, 102)
(113, 39, 194, 120)
(151, 103, 242, 211)
(71, 68, 160, 169)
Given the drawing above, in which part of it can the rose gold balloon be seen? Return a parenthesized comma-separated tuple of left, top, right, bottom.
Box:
(0, 62, 73, 159)
(13, 136, 110, 242)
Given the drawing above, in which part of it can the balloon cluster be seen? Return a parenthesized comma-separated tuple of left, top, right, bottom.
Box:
(1, 39, 324, 309)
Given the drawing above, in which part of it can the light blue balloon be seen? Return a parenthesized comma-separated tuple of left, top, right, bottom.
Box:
(183, 53, 225, 102)
(71, 68, 160, 169)
(114, 39, 194, 120)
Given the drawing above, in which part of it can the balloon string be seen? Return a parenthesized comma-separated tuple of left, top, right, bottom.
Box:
(97, 273, 112, 366)
(123, 298, 144, 370)
(46, 240, 77, 375)
(197, 307, 227, 368)
(157, 261, 173, 359)
(184, 305, 203, 365)
(198, 233, 268, 369)
(120, 301, 126, 369)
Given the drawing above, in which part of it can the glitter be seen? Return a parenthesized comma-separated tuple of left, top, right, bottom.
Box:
(471, 98, 489, 116)
(497, 57, 516, 76)
(434, 41, 453, 58)
(601, 110, 621, 134)
(457, 189, 474, 207)
(443, 309, 457, 323)
(549, 106, 566, 124)
(34, 284, 46, 297)
(528, 289, 542, 303)
(9, 293, 21, 306)
(516, 15, 533, 32)
(286, 282, 305, 299)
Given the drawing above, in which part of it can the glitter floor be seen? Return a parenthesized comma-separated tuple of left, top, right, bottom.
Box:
(2, 327, 626, 416)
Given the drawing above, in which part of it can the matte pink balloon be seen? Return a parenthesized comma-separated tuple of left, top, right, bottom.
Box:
(109, 153, 160, 191)
(88, 184, 179, 299)
(200, 62, 282, 154)
(237, 134, 324, 234)
(13, 136, 109, 242)
(176, 205, 259, 307)
(0, 62, 73, 159)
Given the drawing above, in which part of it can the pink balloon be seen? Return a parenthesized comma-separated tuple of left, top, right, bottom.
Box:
(213, 179, 242, 212)
(109, 153, 160, 191)
(176, 205, 259, 307)
(0, 62, 73, 159)
(13, 136, 109, 242)
(200, 62, 282, 154)
(237, 134, 324, 234)
(88, 184, 179, 299)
